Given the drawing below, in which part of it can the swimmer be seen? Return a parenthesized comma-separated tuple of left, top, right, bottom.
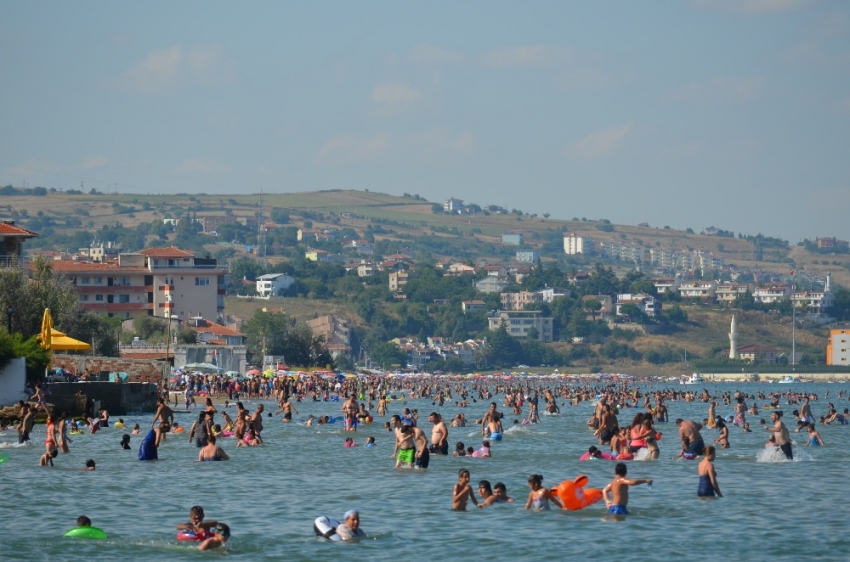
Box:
(602, 462, 652, 517)
(40, 449, 58, 466)
(493, 482, 515, 502)
(344, 437, 356, 447)
(76, 515, 93, 529)
(335, 510, 366, 541)
(713, 417, 730, 449)
(472, 441, 491, 458)
(762, 411, 792, 460)
(453, 441, 466, 457)
(524, 474, 562, 511)
(177, 506, 214, 535)
(131, 423, 140, 435)
(366, 436, 375, 447)
(114, 419, 126, 429)
(478, 480, 500, 507)
(199, 523, 230, 551)
(452, 468, 480, 511)
(84, 459, 96, 471)
(804, 424, 825, 446)
(198, 435, 230, 461)
(120, 435, 131, 450)
(698, 446, 722, 498)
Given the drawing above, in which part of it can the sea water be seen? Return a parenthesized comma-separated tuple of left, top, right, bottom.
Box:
(1, 382, 848, 561)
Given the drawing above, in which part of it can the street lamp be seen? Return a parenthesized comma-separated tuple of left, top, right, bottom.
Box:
(6, 307, 12, 334)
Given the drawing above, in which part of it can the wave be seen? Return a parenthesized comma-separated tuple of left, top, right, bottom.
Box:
(0, 442, 32, 449)
(755, 447, 814, 462)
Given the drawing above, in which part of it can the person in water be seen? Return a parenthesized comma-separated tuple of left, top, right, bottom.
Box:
(524, 474, 562, 511)
(698, 446, 722, 498)
(762, 411, 793, 460)
(39, 449, 58, 466)
(199, 523, 230, 551)
(804, 424, 825, 446)
(602, 463, 652, 517)
(335, 510, 366, 540)
(198, 434, 230, 461)
(478, 480, 501, 507)
(452, 468, 480, 511)
(177, 505, 214, 535)
(120, 435, 131, 450)
(139, 422, 169, 461)
(84, 459, 96, 471)
(493, 482, 515, 502)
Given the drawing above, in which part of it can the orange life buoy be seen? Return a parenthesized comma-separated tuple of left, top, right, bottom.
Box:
(551, 475, 604, 511)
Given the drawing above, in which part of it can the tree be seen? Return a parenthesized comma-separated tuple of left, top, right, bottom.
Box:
(242, 309, 290, 359)
(582, 298, 603, 321)
(629, 280, 657, 296)
(487, 324, 524, 367)
(176, 329, 198, 345)
(369, 341, 407, 369)
(618, 303, 647, 324)
(283, 322, 334, 369)
(431, 204, 444, 214)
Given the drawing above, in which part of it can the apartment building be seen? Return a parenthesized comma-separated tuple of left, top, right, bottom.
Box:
(256, 273, 294, 298)
(563, 234, 594, 255)
(488, 310, 553, 342)
(716, 283, 752, 303)
(52, 247, 227, 321)
(678, 280, 717, 300)
(827, 328, 850, 366)
(307, 315, 352, 360)
(0, 221, 38, 266)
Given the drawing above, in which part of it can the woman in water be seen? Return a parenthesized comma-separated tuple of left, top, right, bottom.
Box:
(58, 411, 71, 454)
(198, 434, 230, 461)
(714, 417, 730, 449)
(524, 474, 563, 511)
(804, 424, 825, 446)
(697, 446, 722, 498)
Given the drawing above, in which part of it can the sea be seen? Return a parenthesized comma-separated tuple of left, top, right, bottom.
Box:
(0, 381, 847, 561)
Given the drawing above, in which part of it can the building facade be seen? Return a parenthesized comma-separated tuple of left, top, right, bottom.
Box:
(488, 310, 553, 342)
(256, 273, 294, 298)
(827, 328, 850, 366)
(563, 234, 594, 255)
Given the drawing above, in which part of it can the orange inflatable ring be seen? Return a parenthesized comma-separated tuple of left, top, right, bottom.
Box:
(550, 475, 604, 511)
(173, 428, 185, 433)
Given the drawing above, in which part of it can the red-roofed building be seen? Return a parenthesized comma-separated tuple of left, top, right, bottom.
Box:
(187, 317, 246, 346)
(0, 221, 38, 266)
(49, 248, 227, 322)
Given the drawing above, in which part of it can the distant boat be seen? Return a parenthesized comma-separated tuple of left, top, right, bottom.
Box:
(680, 373, 704, 385)
(777, 376, 796, 384)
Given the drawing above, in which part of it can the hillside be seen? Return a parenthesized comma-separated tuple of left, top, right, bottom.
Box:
(4, 189, 848, 285)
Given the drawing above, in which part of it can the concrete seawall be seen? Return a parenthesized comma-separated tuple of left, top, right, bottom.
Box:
(48, 382, 159, 415)
(701, 372, 850, 382)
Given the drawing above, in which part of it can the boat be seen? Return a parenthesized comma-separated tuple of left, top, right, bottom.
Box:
(679, 373, 704, 385)
(777, 376, 797, 384)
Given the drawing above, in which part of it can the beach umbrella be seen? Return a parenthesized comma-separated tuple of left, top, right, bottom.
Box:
(246, 369, 261, 376)
(180, 362, 224, 373)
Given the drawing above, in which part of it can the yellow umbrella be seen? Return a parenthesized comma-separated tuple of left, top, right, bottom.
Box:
(40, 308, 53, 352)
(49, 329, 92, 352)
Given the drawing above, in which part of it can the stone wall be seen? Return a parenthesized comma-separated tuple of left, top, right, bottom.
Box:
(52, 354, 169, 384)
(49, 382, 159, 415)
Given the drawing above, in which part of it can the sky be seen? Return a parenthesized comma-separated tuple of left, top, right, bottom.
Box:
(1, 1, 849, 243)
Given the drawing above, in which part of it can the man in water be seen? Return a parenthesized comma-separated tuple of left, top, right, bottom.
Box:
(413, 424, 429, 469)
(676, 418, 705, 457)
(151, 398, 174, 429)
(799, 397, 814, 425)
(763, 411, 792, 460)
(481, 402, 502, 437)
(428, 412, 449, 455)
(390, 415, 415, 468)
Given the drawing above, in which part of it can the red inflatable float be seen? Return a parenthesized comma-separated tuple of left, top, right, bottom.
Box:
(550, 475, 604, 511)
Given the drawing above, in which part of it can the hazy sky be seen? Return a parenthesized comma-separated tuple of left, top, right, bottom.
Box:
(2, 1, 848, 242)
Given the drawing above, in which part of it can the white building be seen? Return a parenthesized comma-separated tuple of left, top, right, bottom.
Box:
(615, 293, 660, 317)
(488, 310, 554, 342)
(444, 198, 464, 213)
(256, 273, 294, 298)
(716, 283, 752, 303)
(791, 271, 834, 315)
(678, 280, 717, 300)
(475, 277, 511, 294)
(516, 251, 539, 263)
(563, 234, 594, 255)
(753, 284, 791, 304)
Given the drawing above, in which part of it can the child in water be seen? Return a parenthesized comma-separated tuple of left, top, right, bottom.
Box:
(602, 462, 652, 517)
(365, 436, 375, 447)
(131, 423, 140, 435)
(453, 442, 466, 457)
(452, 468, 480, 511)
(524, 474, 562, 511)
(120, 435, 131, 450)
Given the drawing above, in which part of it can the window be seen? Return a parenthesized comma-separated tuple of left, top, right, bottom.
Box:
(81, 295, 89, 301)
(118, 295, 130, 303)
(80, 277, 90, 284)
(95, 294, 104, 301)
(195, 277, 210, 286)
(94, 277, 102, 284)
(120, 277, 131, 286)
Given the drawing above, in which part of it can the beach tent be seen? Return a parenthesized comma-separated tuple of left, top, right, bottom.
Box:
(49, 329, 92, 352)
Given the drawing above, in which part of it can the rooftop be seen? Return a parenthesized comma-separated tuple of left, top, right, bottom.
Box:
(138, 247, 195, 258)
(0, 221, 39, 237)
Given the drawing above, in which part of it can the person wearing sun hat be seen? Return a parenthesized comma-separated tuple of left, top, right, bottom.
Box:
(335, 510, 366, 540)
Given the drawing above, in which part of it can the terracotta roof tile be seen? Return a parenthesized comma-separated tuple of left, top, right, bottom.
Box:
(190, 319, 244, 338)
(0, 222, 39, 236)
(138, 247, 195, 258)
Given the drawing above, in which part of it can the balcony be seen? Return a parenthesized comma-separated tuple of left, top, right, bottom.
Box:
(81, 302, 153, 311)
(77, 285, 153, 293)
(0, 256, 29, 268)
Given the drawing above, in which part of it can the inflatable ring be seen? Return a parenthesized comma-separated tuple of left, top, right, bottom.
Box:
(173, 428, 185, 433)
(65, 527, 107, 539)
(551, 475, 604, 511)
(177, 531, 213, 541)
(313, 516, 342, 541)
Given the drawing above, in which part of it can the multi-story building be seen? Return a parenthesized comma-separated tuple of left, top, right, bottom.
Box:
(500, 291, 543, 311)
(389, 271, 410, 292)
(678, 280, 717, 300)
(488, 310, 553, 342)
(716, 283, 752, 303)
(817, 237, 850, 252)
(615, 293, 660, 317)
(649, 277, 681, 293)
(563, 234, 594, 255)
(51, 247, 227, 321)
(753, 284, 791, 304)
(515, 251, 539, 263)
(582, 294, 613, 320)
(256, 273, 294, 298)
(307, 315, 352, 360)
(0, 221, 38, 266)
(444, 198, 464, 213)
(474, 277, 510, 294)
(827, 327, 850, 366)
(79, 243, 120, 263)
(462, 300, 486, 313)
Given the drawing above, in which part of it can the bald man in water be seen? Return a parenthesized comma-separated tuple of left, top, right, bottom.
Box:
(676, 418, 705, 457)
